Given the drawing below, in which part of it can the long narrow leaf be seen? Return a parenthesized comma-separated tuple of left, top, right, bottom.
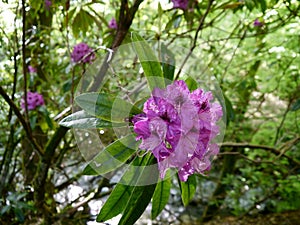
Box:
(97, 154, 155, 224)
(151, 177, 171, 219)
(119, 183, 156, 225)
(131, 33, 164, 90)
(118, 154, 158, 225)
(96, 183, 134, 222)
(180, 174, 197, 206)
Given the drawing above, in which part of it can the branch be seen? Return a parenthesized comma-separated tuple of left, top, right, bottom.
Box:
(276, 135, 300, 159)
(89, 0, 144, 92)
(0, 85, 43, 156)
(34, 125, 69, 209)
(221, 140, 300, 166)
(218, 152, 276, 165)
(221, 142, 276, 151)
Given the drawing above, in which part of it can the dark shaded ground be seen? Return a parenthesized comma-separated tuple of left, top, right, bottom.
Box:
(201, 210, 300, 225)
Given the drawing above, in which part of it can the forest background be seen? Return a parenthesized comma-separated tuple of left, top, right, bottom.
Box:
(0, 0, 299, 224)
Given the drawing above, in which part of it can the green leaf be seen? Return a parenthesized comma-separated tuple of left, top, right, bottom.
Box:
(29, 0, 42, 10)
(118, 155, 158, 225)
(75, 93, 141, 122)
(291, 99, 300, 111)
(180, 174, 197, 206)
(259, 0, 267, 12)
(72, 8, 95, 38)
(29, 114, 37, 130)
(97, 154, 158, 223)
(158, 2, 163, 18)
(185, 77, 198, 91)
(151, 177, 171, 219)
(161, 43, 175, 82)
(173, 15, 182, 29)
(165, 12, 181, 31)
(119, 184, 157, 225)
(59, 110, 126, 128)
(96, 182, 134, 222)
(13, 207, 25, 222)
(131, 33, 164, 90)
(245, 0, 255, 11)
(83, 134, 138, 175)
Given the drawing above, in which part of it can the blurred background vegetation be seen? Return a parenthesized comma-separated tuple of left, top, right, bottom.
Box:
(0, 0, 299, 224)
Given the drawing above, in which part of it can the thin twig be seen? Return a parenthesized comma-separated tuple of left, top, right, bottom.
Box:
(221, 141, 300, 166)
(218, 152, 276, 164)
(274, 98, 294, 146)
(174, 0, 214, 80)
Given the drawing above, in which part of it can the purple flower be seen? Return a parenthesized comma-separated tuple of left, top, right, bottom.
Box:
(28, 66, 37, 73)
(108, 18, 118, 30)
(132, 80, 223, 182)
(71, 43, 95, 64)
(253, 18, 264, 27)
(45, 0, 52, 11)
(21, 91, 45, 110)
(172, 0, 189, 10)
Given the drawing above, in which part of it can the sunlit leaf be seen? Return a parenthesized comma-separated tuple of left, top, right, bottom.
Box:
(59, 110, 126, 128)
(185, 77, 198, 91)
(75, 93, 141, 122)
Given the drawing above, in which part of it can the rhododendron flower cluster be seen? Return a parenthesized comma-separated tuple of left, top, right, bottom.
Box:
(108, 18, 118, 29)
(132, 80, 223, 181)
(71, 43, 95, 63)
(21, 91, 45, 110)
(172, 0, 189, 10)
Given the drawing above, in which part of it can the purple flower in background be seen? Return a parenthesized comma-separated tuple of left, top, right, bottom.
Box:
(108, 18, 118, 29)
(71, 43, 95, 64)
(45, 0, 52, 10)
(21, 91, 45, 110)
(28, 65, 37, 73)
(253, 18, 264, 27)
(172, 0, 189, 10)
(132, 80, 223, 182)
